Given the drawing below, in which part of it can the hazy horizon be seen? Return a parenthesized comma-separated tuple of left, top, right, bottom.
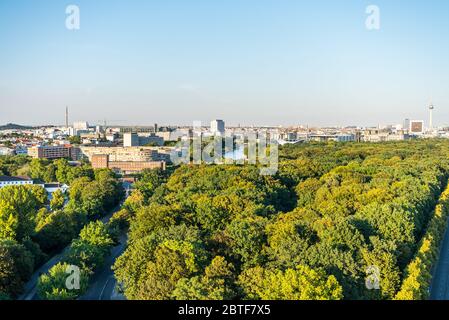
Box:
(1, 0, 449, 127)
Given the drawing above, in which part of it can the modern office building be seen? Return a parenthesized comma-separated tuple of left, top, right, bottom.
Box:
(91, 154, 166, 174)
(211, 120, 225, 135)
(404, 119, 410, 132)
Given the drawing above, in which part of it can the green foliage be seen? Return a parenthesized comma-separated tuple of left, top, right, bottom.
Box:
(112, 140, 449, 300)
(0, 158, 122, 298)
(29, 159, 56, 183)
(50, 189, 65, 211)
(63, 221, 114, 273)
(54, 159, 94, 185)
(224, 215, 267, 268)
(172, 256, 236, 300)
(34, 209, 86, 253)
(68, 136, 82, 145)
(38, 221, 115, 300)
(68, 169, 124, 218)
(238, 265, 343, 300)
(134, 169, 167, 202)
(0, 155, 31, 176)
(0, 239, 34, 298)
(395, 185, 449, 300)
(0, 185, 45, 241)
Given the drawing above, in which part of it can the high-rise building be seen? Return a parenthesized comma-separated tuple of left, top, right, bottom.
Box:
(403, 119, 410, 132)
(123, 133, 140, 147)
(210, 120, 225, 135)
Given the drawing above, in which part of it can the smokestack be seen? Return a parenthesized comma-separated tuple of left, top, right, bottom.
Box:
(65, 106, 69, 128)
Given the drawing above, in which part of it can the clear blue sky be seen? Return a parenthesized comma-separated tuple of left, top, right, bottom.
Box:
(1, 0, 448, 127)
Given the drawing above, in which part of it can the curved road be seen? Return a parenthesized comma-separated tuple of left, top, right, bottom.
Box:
(79, 234, 127, 300)
(19, 203, 125, 300)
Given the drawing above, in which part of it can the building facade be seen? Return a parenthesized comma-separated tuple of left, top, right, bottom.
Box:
(28, 145, 77, 160)
(0, 176, 33, 188)
(91, 154, 166, 174)
(80, 146, 172, 163)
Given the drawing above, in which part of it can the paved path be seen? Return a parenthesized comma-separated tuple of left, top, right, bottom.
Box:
(430, 219, 449, 300)
(79, 234, 127, 300)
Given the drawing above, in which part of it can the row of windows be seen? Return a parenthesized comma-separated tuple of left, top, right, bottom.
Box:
(0, 181, 32, 186)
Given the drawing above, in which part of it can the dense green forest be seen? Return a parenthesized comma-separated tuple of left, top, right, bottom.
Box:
(113, 140, 449, 300)
(0, 157, 124, 299)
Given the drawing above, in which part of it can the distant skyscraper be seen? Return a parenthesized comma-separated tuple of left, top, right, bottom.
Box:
(404, 119, 410, 132)
(210, 120, 225, 135)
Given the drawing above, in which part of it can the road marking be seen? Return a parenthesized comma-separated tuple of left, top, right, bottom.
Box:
(99, 277, 112, 300)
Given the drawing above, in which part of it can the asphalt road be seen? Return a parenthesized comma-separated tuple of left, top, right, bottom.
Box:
(79, 234, 127, 300)
(19, 203, 124, 301)
(430, 219, 449, 300)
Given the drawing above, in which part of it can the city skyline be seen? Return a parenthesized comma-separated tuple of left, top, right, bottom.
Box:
(1, 0, 449, 126)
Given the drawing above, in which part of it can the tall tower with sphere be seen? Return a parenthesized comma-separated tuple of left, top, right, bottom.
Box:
(429, 102, 435, 131)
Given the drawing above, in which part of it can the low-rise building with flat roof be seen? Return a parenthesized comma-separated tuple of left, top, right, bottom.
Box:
(0, 176, 33, 188)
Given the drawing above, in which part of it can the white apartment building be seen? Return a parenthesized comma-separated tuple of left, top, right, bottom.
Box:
(0, 176, 33, 188)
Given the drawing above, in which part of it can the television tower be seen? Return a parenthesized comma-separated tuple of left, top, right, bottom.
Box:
(429, 102, 435, 131)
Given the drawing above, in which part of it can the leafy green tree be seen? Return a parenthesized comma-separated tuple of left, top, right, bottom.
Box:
(64, 240, 108, 273)
(64, 221, 115, 272)
(134, 240, 207, 300)
(78, 221, 114, 251)
(0, 185, 43, 241)
(238, 265, 343, 300)
(134, 169, 167, 201)
(173, 256, 236, 300)
(34, 210, 86, 253)
(224, 215, 267, 268)
(0, 239, 34, 298)
(113, 224, 202, 299)
(29, 159, 56, 182)
(50, 189, 65, 211)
